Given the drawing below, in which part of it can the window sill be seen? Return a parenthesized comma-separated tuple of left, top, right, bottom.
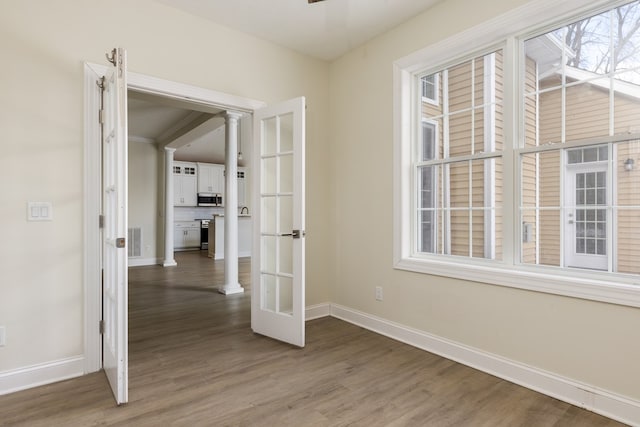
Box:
(395, 256, 640, 308)
(421, 96, 439, 106)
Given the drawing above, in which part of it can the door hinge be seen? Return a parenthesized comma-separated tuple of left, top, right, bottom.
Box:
(99, 320, 105, 335)
(99, 214, 104, 229)
(98, 109, 104, 124)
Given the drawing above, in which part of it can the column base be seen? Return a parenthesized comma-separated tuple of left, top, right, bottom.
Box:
(217, 284, 245, 295)
(162, 260, 177, 267)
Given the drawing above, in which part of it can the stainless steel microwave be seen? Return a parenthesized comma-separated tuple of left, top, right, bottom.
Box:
(197, 193, 222, 207)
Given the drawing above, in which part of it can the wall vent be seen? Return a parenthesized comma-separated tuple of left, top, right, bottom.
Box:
(128, 227, 142, 258)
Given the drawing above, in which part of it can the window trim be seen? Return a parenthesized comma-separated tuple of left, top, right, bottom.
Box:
(393, 0, 640, 308)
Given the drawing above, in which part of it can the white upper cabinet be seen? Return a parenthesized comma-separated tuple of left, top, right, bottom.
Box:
(173, 161, 197, 206)
(197, 163, 225, 195)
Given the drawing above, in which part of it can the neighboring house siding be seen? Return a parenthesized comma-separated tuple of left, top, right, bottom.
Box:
(522, 56, 538, 264)
(616, 142, 640, 274)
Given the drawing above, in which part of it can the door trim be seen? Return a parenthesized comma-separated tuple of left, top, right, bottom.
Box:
(83, 63, 265, 373)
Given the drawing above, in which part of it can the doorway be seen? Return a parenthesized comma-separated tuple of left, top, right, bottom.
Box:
(84, 59, 307, 404)
(564, 146, 610, 271)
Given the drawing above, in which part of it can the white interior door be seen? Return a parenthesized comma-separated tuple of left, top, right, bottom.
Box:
(565, 163, 608, 271)
(252, 97, 306, 347)
(102, 48, 128, 404)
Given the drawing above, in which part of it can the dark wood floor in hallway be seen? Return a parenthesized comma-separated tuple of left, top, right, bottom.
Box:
(0, 251, 625, 426)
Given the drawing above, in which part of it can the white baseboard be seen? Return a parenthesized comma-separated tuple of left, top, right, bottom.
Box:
(305, 303, 331, 321)
(0, 356, 84, 396)
(330, 303, 640, 427)
(128, 257, 161, 267)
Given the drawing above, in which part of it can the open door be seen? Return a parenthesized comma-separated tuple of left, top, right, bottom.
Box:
(101, 48, 129, 404)
(252, 97, 306, 347)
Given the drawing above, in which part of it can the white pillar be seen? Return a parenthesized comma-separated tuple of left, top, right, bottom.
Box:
(219, 111, 245, 295)
(163, 147, 177, 267)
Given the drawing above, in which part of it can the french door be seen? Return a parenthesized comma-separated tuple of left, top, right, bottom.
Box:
(101, 48, 129, 404)
(565, 162, 608, 271)
(251, 97, 306, 347)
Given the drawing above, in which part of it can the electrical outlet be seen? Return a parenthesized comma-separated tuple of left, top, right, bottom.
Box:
(0, 326, 5, 347)
(375, 286, 383, 301)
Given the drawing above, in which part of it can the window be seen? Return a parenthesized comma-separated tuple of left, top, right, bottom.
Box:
(395, 0, 640, 306)
(522, 2, 640, 275)
(421, 74, 439, 104)
(416, 51, 502, 259)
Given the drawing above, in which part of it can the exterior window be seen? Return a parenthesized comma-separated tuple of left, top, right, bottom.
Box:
(421, 74, 438, 104)
(415, 51, 502, 260)
(395, 0, 640, 305)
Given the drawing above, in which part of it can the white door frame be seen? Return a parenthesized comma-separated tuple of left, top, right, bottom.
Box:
(564, 161, 609, 271)
(83, 63, 265, 373)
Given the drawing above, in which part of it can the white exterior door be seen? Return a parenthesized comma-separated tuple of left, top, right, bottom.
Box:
(252, 97, 306, 347)
(102, 48, 128, 404)
(565, 162, 609, 271)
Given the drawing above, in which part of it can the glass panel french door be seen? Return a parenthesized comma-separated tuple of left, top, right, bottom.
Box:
(565, 164, 608, 270)
(102, 48, 128, 404)
(252, 97, 305, 347)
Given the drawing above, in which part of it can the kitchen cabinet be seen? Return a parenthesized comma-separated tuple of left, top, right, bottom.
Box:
(208, 215, 252, 259)
(174, 221, 200, 250)
(197, 163, 225, 195)
(173, 161, 197, 206)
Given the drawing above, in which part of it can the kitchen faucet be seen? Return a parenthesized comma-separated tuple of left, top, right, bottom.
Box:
(240, 206, 249, 215)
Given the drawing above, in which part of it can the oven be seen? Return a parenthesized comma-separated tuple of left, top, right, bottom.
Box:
(200, 219, 210, 250)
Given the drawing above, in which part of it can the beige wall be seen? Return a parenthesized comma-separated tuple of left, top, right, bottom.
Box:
(1, 0, 639, 411)
(329, 0, 640, 402)
(128, 142, 160, 261)
(0, 0, 331, 373)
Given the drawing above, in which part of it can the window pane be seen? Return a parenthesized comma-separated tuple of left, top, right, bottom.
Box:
(449, 110, 473, 157)
(448, 60, 473, 112)
(450, 209, 470, 257)
(538, 151, 561, 207)
(616, 140, 640, 206)
(566, 82, 611, 142)
(538, 88, 562, 145)
(539, 210, 561, 267)
(449, 162, 469, 208)
(616, 208, 640, 274)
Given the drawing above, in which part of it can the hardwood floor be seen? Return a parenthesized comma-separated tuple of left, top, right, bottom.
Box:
(0, 251, 625, 426)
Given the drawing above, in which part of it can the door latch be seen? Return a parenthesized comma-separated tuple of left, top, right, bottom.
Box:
(116, 237, 126, 248)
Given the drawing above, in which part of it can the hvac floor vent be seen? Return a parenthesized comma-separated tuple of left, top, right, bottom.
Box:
(128, 227, 142, 258)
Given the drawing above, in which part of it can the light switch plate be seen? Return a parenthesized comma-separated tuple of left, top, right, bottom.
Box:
(27, 202, 53, 221)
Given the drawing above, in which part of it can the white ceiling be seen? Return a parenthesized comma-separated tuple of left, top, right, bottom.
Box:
(156, 0, 442, 61)
(130, 0, 444, 161)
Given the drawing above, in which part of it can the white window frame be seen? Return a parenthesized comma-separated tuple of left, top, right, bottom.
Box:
(393, 0, 640, 308)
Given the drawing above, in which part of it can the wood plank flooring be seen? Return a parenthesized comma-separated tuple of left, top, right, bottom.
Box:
(0, 251, 626, 426)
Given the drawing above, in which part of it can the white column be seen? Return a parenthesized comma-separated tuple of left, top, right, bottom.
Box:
(163, 147, 177, 267)
(219, 111, 245, 295)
